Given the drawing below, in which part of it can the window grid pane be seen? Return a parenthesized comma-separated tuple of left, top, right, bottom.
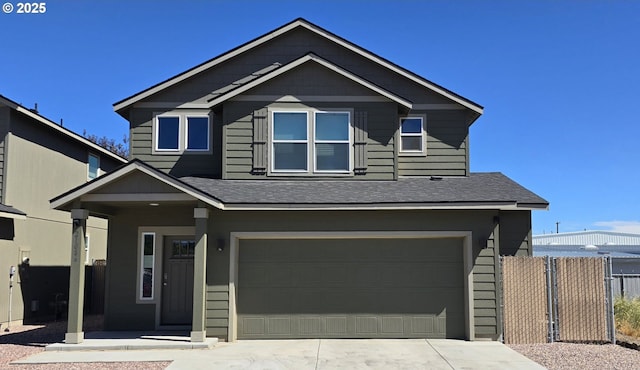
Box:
(141, 233, 155, 299)
(88, 154, 99, 179)
(186, 116, 209, 150)
(401, 118, 422, 134)
(157, 116, 180, 150)
(315, 112, 349, 141)
(274, 143, 308, 171)
(273, 112, 308, 140)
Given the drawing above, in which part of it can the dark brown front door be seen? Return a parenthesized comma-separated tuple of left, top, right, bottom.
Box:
(161, 236, 195, 325)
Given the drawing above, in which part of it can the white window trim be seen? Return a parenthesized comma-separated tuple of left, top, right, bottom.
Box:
(313, 110, 353, 173)
(185, 115, 211, 152)
(87, 153, 100, 181)
(138, 232, 156, 301)
(135, 227, 195, 308)
(153, 111, 212, 154)
(271, 111, 309, 173)
(84, 234, 91, 265)
(399, 115, 427, 156)
(154, 115, 181, 152)
(269, 108, 353, 175)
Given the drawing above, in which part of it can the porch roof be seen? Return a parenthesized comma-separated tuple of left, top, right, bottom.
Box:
(51, 160, 548, 214)
(0, 203, 26, 220)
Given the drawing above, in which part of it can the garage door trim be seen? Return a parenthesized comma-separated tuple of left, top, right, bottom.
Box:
(228, 231, 474, 341)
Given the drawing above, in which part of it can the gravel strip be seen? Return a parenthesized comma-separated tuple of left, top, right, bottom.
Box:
(510, 342, 640, 370)
(0, 316, 170, 369)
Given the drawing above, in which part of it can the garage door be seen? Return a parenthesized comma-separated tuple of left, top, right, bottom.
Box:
(237, 238, 465, 339)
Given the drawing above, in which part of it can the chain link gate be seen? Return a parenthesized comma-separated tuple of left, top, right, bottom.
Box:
(501, 256, 615, 344)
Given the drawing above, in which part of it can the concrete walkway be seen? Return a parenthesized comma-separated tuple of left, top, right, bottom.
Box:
(14, 339, 546, 369)
(45, 331, 217, 351)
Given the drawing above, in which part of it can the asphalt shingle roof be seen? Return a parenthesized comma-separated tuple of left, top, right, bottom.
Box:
(180, 172, 548, 207)
(0, 203, 26, 216)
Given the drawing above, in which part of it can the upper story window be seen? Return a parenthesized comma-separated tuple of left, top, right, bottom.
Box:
(154, 112, 211, 154)
(271, 110, 352, 174)
(157, 116, 180, 151)
(399, 116, 426, 155)
(88, 153, 100, 180)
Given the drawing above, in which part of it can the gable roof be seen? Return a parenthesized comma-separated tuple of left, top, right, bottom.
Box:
(206, 53, 413, 110)
(0, 94, 127, 163)
(51, 159, 548, 213)
(113, 18, 482, 116)
(50, 159, 224, 211)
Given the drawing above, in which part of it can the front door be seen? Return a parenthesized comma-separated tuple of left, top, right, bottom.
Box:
(161, 236, 195, 325)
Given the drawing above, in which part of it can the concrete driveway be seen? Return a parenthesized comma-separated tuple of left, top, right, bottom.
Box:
(16, 339, 545, 369)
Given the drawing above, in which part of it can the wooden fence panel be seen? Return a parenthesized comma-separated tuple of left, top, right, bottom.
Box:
(555, 258, 607, 342)
(502, 256, 548, 344)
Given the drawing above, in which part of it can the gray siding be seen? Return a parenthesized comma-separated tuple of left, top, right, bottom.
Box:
(398, 110, 469, 177)
(223, 100, 395, 180)
(104, 203, 532, 339)
(127, 27, 472, 178)
(129, 108, 223, 178)
(149, 27, 454, 106)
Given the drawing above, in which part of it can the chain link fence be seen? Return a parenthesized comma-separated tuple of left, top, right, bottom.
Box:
(502, 256, 615, 344)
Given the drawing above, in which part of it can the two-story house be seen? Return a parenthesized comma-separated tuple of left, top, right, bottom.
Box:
(0, 95, 126, 331)
(51, 19, 547, 344)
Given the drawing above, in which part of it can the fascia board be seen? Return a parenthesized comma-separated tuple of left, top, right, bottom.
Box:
(0, 211, 26, 220)
(50, 162, 224, 210)
(0, 96, 127, 163)
(207, 54, 412, 109)
(114, 19, 482, 115)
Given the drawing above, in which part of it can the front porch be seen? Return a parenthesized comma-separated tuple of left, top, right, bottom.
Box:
(50, 161, 224, 344)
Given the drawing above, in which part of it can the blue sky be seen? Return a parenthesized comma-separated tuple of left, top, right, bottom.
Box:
(1, 1, 638, 234)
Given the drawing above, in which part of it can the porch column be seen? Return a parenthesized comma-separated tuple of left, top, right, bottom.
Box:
(191, 207, 209, 342)
(66, 209, 89, 344)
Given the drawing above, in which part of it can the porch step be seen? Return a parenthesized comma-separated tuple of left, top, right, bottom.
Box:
(46, 331, 218, 351)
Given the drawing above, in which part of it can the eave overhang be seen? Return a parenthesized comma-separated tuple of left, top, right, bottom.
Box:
(50, 160, 225, 213)
(113, 18, 482, 117)
(0, 95, 127, 164)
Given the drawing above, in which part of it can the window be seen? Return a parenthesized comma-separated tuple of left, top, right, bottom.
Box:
(186, 116, 210, 151)
(156, 116, 180, 151)
(140, 233, 155, 300)
(84, 235, 90, 265)
(271, 110, 352, 174)
(87, 153, 100, 180)
(154, 113, 211, 153)
(171, 240, 195, 258)
(399, 116, 426, 155)
(273, 112, 308, 171)
(315, 112, 350, 171)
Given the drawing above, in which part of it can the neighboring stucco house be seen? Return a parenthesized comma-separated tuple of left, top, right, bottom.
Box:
(0, 95, 126, 330)
(52, 19, 548, 343)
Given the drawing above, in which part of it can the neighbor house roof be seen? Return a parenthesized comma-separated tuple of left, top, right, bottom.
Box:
(533, 231, 640, 246)
(113, 18, 483, 116)
(534, 244, 640, 259)
(51, 160, 548, 213)
(0, 95, 128, 163)
(0, 203, 26, 220)
(206, 53, 413, 110)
